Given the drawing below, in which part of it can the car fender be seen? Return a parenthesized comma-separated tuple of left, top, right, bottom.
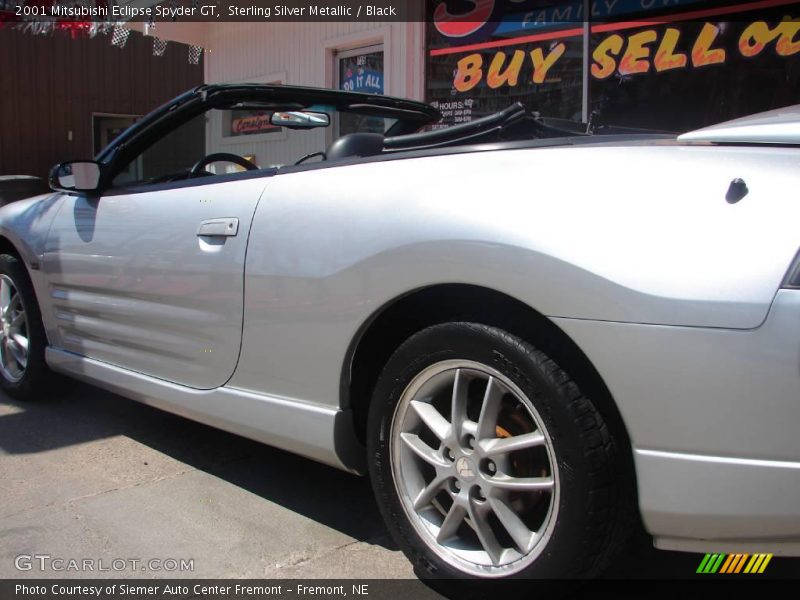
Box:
(0, 193, 66, 321)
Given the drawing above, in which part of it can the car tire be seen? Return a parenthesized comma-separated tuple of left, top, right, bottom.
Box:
(0, 253, 56, 400)
(367, 322, 632, 586)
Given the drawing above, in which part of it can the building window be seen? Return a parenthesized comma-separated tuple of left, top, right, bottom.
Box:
(425, 0, 800, 131)
(425, 2, 585, 128)
(589, 12, 800, 132)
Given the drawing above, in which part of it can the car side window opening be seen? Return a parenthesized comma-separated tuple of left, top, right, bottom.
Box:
(111, 110, 215, 187)
(106, 98, 418, 190)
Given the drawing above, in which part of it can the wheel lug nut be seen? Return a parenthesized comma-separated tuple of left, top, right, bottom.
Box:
(464, 435, 475, 449)
(445, 448, 455, 461)
(481, 459, 497, 475)
(469, 486, 486, 502)
(449, 479, 461, 493)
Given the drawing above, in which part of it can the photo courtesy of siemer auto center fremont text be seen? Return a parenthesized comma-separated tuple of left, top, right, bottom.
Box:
(0, 0, 799, 598)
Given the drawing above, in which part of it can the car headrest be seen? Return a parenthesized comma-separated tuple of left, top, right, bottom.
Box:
(326, 133, 385, 161)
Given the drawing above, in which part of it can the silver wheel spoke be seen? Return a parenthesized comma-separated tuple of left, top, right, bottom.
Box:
(10, 312, 25, 330)
(400, 432, 448, 468)
(489, 497, 536, 554)
(0, 279, 10, 317)
(462, 419, 478, 438)
(481, 431, 546, 457)
(450, 369, 468, 441)
(11, 333, 28, 353)
(476, 376, 504, 440)
(413, 474, 449, 510)
(8, 293, 21, 315)
(436, 501, 467, 543)
(3, 339, 18, 371)
(488, 475, 554, 492)
(7, 338, 27, 368)
(410, 400, 451, 441)
(467, 498, 504, 566)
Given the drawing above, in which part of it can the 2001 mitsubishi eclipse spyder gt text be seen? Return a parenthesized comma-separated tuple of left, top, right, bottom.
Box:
(0, 84, 799, 585)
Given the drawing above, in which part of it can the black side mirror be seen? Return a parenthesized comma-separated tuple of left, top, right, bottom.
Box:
(49, 161, 104, 194)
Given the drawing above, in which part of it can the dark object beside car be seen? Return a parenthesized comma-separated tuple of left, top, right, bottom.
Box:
(0, 176, 49, 207)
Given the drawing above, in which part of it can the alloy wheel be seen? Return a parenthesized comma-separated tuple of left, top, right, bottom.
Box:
(0, 275, 29, 383)
(390, 359, 559, 577)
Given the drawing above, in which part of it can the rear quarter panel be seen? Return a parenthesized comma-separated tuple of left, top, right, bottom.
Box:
(232, 144, 800, 407)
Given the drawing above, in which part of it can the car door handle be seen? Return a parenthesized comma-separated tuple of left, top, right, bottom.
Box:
(197, 218, 239, 237)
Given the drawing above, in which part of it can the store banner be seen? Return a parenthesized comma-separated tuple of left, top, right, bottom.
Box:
(340, 68, 384, 94)
(230, 112, 277, 136)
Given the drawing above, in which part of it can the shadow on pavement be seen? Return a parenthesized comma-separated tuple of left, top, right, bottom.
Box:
(0, 382, 395, 550)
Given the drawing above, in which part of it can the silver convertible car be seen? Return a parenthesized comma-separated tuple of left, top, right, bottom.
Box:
(0, 84, 798, 585)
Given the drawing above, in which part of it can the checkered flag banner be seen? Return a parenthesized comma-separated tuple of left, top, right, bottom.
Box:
(188, 45, 203, 65)
(153, 37, 167, 57)
(111, 25, 130, 48)
(21, 21, 54, 35)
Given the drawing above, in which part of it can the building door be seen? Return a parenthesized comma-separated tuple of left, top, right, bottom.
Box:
(335, 45, 385, 138)
(93, 115, 139, 154)
(93, 115, 141, 183)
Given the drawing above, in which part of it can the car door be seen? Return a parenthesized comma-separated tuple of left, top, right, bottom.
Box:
(41, 101, 275, 390)
(42, 175, 270, 390)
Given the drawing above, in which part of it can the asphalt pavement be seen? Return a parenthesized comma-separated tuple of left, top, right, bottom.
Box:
(1, 382, 797, 583)
(0, 383, 410, 579)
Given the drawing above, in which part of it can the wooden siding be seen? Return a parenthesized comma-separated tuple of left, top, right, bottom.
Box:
(0, 28, 203, 178)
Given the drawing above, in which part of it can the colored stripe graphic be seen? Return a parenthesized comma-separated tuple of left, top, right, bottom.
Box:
(758, 554, 773, 573)
(696, 554, 712, 573)
(698, 553, 727, 573)
(745, 554, 761, 573)
(710, 554, 726, 573)
(734, 554, 749, 573)
(699, 553, 773, 574)
(719, 554, 735, 574)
